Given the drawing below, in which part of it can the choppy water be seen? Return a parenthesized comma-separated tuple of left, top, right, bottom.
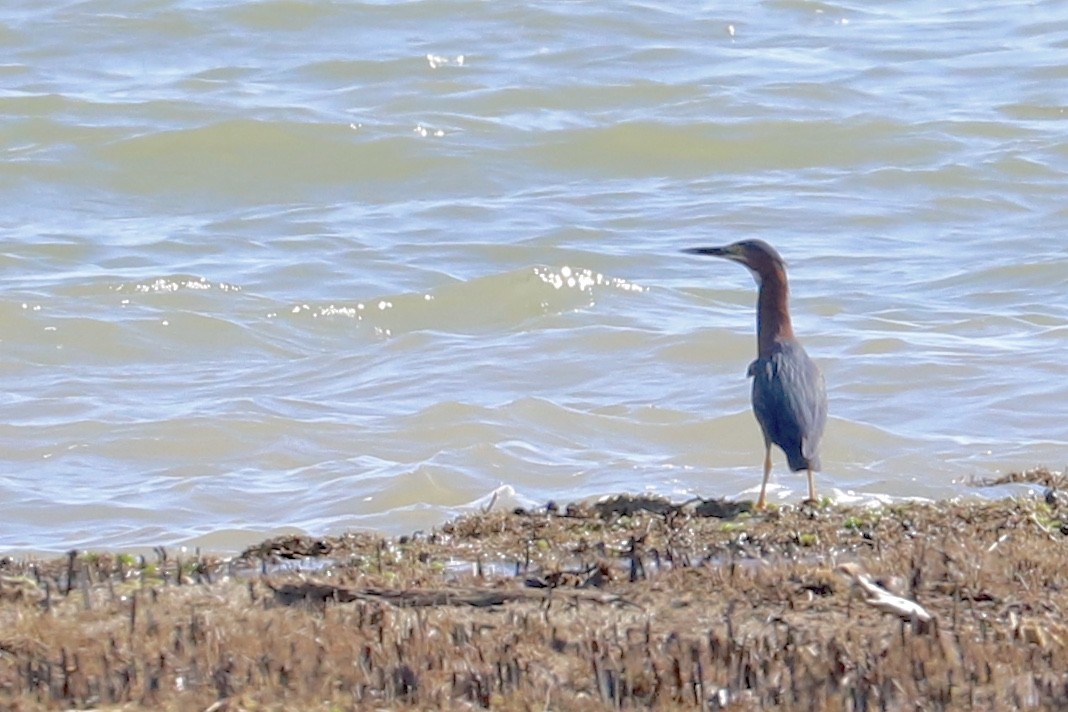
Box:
(2, 1, 1067, 553)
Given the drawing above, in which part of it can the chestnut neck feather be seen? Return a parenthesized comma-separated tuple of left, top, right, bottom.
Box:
(755, 265, 795, 358)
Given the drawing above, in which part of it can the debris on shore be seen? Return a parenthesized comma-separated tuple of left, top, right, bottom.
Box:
(2, 477, 1068, 710)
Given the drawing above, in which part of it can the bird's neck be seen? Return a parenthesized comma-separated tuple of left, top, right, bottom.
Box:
(756, 270, 795, 358)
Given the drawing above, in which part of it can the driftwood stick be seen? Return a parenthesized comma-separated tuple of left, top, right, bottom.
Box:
(838, 563, 933, 623)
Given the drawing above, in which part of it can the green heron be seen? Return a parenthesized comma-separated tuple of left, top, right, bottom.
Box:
(683, 240, 827, 509)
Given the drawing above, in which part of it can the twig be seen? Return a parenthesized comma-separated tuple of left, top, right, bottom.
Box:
(838, 563, 933, 624)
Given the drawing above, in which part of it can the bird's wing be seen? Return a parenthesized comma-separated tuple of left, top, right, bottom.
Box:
(777, 343, 827, 461)
(749, 342, 827, 464)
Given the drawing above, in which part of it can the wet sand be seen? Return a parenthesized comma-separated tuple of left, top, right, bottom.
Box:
(2, 471, 1067, 710)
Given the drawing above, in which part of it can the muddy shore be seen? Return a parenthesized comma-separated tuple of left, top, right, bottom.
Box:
(2, 471, 1067, 710)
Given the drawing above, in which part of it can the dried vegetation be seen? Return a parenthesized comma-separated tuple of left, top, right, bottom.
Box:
(3, 472, 1068, 710)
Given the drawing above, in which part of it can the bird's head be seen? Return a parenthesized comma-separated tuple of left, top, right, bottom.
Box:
(682, 239, 786, 286)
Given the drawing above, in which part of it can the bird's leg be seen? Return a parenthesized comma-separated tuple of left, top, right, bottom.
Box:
(756, 443, 772, 510)
(806, 468, 817, 503)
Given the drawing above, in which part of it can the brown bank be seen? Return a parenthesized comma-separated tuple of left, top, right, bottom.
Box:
(1, 469, 1067, 711)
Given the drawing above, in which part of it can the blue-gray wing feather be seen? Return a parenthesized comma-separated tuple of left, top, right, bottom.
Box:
(748, 341, 827, 472)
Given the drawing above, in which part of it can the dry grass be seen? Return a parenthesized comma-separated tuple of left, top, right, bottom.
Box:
(3, 490, 1068, 710)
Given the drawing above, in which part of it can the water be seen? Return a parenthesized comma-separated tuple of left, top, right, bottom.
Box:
(2, 1, 1066, 553)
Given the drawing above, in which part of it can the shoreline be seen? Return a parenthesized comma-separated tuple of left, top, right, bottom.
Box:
(2, 475, 1067, 710)
(6, 465, 1058, 560)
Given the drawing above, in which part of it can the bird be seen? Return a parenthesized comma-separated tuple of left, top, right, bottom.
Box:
(682, 239, 827, 510)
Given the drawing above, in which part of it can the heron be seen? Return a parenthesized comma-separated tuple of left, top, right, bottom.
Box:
(683, 239, 827, 509)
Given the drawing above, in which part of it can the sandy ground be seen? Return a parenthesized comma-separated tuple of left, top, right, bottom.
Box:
(2, 472, 1067, 710)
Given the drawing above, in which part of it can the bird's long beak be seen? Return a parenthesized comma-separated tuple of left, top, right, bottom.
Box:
(682, 245, 738, 260)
